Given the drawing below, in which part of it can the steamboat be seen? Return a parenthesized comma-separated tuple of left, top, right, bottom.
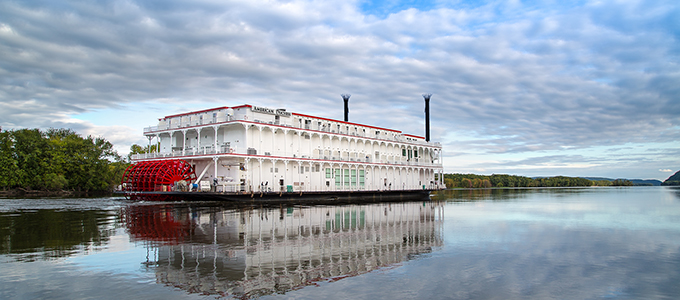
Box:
(121, 95, 444, 201)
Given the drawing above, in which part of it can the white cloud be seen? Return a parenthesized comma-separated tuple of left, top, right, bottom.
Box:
(1, 0, 678, 179)
(660, 169, 673, 172)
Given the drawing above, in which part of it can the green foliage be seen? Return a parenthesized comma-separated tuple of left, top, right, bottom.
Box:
(0, 130, 20, 188)
(0, 128, 127, 192)
(662, 170, 680, 186)
(127, 143, 158, 160)
(611, 179, 634, 186)
(592, 180, 612, 186)
(534, 176, 594, 187)
(443, 173, 599, 189)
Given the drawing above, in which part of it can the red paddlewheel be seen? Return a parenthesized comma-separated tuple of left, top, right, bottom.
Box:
(121, 159, 197, 200)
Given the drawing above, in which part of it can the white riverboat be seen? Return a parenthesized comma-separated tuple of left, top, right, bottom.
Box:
(122, 100, 444, 201)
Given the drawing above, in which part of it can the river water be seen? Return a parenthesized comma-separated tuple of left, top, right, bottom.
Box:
(1, 187, 679, 299)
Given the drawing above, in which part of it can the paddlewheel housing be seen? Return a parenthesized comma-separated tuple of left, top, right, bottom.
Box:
(121, 159, 197, 201)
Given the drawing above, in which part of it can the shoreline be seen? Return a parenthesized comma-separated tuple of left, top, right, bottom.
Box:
(0, 188, 113, 198)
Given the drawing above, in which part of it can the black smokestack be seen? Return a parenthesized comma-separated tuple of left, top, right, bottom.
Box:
(423, 94, 432, 142)
(341, 94, 351, 122)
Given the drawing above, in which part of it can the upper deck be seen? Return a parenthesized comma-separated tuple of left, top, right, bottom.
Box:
(133, 104, 442, 168)
(142, 105, 439, 146)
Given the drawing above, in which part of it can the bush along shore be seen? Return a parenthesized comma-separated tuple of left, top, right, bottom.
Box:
(0, 128, 129, 197)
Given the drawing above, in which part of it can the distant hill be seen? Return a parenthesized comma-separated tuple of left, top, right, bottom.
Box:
(582, 177, 662, 186)
(662, 170, 680, 186)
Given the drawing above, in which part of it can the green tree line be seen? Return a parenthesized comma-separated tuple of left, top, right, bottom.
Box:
(443, 173, 633, 189)
(0, 128, 128, 192)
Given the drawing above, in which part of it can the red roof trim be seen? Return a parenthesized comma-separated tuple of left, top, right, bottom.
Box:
(404, 134, 425, 139)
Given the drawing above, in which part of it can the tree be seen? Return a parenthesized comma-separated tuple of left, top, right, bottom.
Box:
(0, 130, 19, 189)
(12, 129, 51, 189)
(0, 128, 127, 192)
(128, 143, 158, 161)
(472, 178, 482, 188)
(593, 180, 612, 186)
(481, 179, 492, 188)
(611, 179, 634, 186)
(442, 173, 595, 189)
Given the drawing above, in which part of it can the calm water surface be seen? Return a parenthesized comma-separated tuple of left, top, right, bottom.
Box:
(1, 187, 679, 299)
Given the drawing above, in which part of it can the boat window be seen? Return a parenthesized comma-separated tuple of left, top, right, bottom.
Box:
(334, 169, 341, 186)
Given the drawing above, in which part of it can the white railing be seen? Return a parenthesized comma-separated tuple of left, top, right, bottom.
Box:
(143, 126, 159, 133)
(143, 116, 237, 133)
(142, 116, 441, 149)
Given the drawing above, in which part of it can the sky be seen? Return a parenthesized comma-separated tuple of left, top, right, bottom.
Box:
(1, 0, 678, 180)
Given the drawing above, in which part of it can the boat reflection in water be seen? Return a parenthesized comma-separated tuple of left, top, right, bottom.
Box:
(122, 201, 444, 298)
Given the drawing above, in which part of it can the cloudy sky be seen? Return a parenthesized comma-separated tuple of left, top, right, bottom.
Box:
(1, 0, 678, 180)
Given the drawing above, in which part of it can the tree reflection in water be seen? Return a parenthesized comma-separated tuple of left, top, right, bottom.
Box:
(122, 201, 444, 298)
(0, 209, 117, 261)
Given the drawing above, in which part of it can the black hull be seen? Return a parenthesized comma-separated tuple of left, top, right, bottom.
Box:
(118, 189, 434, 204)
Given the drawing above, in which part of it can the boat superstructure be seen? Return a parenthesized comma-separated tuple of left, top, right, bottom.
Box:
(123, 102, 444, 201)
